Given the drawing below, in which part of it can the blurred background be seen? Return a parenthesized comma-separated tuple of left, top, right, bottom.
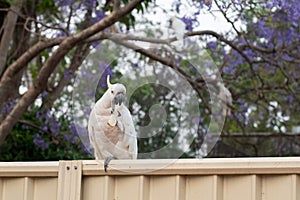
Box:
(0, 0, 299, 161)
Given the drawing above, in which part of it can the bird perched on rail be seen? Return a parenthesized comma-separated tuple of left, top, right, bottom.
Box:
(88, 75, 137, 172)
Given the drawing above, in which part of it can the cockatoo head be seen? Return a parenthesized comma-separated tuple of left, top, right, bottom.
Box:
(106, 75, 126, 106)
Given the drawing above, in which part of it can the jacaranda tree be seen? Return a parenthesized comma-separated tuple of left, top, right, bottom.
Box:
(0, 0, 299, 160)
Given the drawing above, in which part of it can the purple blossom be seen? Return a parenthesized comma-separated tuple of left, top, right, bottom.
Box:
(206, 41, 218, 49)
(49, 118, 61, 136)
(63, 69, 73, 80)
(33, 134, 49, 150)
(181, 16, 199, 31)
(54, 30, 68, 38)
(55, 0, 74, 7)
(83, 107, 92, 116)
(192, 117, 204, 124)
(2, 99, 15, 115)
(92, 10, 106, 24)
(65, 123, 82, 143)
(35, 110, 61, 136)
(36, 110, 43, 118)
(81, 0, 97, 8)
(64, 134, 79, 144)
(81, 145, 92, 154)
(21, 124, 29, 130)
(222, 66, 236, 75)
(92, 40, 102, 48)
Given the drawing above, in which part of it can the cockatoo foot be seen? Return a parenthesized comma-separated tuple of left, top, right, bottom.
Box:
(104, 156, 116, 172)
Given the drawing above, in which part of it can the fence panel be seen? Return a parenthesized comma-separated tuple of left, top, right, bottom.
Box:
(0, 158, 300, 200)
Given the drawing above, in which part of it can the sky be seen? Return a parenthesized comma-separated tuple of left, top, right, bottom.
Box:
(154, 0, 234, 33)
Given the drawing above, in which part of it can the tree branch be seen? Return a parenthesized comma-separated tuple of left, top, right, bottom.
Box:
(0, 0, 143, 144)
(0, 0, 23, 76)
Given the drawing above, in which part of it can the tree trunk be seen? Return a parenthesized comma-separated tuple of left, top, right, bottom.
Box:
(0, 0, 23, 75)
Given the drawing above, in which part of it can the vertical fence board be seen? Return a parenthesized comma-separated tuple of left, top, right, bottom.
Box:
(251, 175, 262, 200)
(223, 175, 262, 200)
(82, 175, 115, 200)
(104, 175, 115, 200)
(213, 175, 223, 200)
(175, 175, 186, 200)
(2, 178, 25, 200)
(24, 177, 34, 200)
(150, 176, 178, 200)
(186, 175, 214, 200)
(34, 178, 58, 200)
(262, 175, 293, 200)
(0, 179, 3, 200)
(57, 161, 82, 200)
(139, 175, 150, 200)
(291, 175, 300, 200)
(82, 176, 106, 200)
(115, 176, 140, 200)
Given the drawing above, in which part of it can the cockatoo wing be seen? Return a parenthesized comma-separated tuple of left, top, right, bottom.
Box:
(114, 106, 138, 159)
(88, 107, 122, 159)
(88, 104, 137, 160)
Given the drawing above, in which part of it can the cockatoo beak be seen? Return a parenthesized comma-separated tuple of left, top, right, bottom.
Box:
(107, 75, 112, 89)
(113, 92, 125, 106)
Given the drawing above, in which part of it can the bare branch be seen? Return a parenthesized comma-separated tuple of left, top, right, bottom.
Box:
(0, 37, 64, 104)
(42, 43, 91, 110)
(0, 0, 23, 75)
(0, 0, 143, 144)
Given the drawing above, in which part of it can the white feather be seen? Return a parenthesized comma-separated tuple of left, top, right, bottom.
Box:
(171, 16, 186, 50)
(218, 83, 232, 116)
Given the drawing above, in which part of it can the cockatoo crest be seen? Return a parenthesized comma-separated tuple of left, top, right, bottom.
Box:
(106, 75, 126, 100)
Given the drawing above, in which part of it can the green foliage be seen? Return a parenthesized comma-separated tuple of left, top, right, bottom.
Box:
(0, 117, 92, 161)
(36, 0, 57, 14)
(0, 0, 10, 7)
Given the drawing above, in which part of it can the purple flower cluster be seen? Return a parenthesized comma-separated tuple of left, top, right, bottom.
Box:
(66, 122, 89, 144)
(63, 69, 74, 80)
(181, 15, 199, 31)
(1, 99, 16, 116)
(33, 110, 61, 149)
(92, 10, 106, 24)
(33, 134, 49, 150)
(55, 0, 74, 7)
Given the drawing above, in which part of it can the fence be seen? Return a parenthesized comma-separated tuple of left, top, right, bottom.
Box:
(0, 157, 300, 200)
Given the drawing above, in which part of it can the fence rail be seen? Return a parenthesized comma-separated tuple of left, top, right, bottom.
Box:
(0, 157, 300, 200)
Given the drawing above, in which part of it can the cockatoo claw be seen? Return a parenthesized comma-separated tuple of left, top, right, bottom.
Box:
(104, 156, 116, 172)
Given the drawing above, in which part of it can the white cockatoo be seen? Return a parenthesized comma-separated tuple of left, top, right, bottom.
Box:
(88, 75, 137, 171)
(170, 16, 186, 50)
(218, 82, 233, 116)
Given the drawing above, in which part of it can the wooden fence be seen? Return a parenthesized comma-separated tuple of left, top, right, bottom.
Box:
(0, 157, 300, 200)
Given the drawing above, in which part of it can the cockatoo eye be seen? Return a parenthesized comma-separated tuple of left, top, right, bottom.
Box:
(111, 90, 114, 94)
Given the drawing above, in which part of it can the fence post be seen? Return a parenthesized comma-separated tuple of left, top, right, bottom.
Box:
(57, 160, 82, 200)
